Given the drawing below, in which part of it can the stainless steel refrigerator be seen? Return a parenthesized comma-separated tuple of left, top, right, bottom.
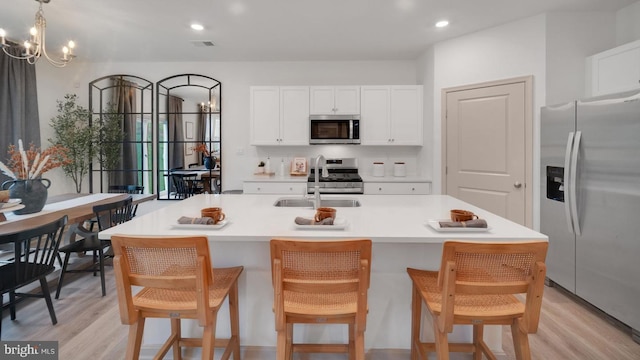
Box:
(541, 89, 640, 342)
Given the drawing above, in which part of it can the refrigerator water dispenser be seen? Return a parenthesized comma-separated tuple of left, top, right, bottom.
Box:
(546, 166, 564, 202)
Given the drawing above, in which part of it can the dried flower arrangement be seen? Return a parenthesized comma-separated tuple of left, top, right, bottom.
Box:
(0, 139, 70, 180)
(191, 143, 210, 156)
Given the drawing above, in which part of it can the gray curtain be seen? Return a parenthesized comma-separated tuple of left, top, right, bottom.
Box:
(0, 47, 40, 186)
(111, 78, 138, 185)
(168, 95, 184, 169)
(197, 105, 206, 165)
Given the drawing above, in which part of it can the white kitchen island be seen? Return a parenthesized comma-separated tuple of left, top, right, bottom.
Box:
(99, 194, 547, 356)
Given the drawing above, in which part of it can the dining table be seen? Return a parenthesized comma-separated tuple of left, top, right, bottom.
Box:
(170, 166, 221, 194)
(0, 192, 156, 237)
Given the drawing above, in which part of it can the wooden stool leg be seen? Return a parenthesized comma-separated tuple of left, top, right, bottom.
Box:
(229, 281, 241, 360)
(511, 319, 532, 360)
(410, 284, 422, 360)
(202, 314, 217, 360)
(349, 323, 355, 359)
(432, 315, 450, 360)
(171, 318, 182, 360)
(125, 317, 145, 360)
(285, 323, 293, 360)
(473, 324, 483, 360)
(355, 328, 365, 360)
(276, 327, 286, 360)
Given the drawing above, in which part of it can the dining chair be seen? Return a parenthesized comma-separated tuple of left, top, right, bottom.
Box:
(55, 196, 134, 299)
(107, 185, 144, 217)
(270, 238, 372, 360)
(406, 240, 548, 360)
(110, 235, 243, 360)
(86, 185, 144, 232)
(170, 173, 201, 199)
(0, 215, 67, 338)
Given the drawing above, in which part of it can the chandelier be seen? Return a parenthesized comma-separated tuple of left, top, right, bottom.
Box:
(0, 0, 76, 67)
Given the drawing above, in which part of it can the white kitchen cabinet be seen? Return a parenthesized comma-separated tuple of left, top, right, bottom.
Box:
(310, 86, 360, 114)
(243, 181, 307, 194)
(361, 85, 423, 145)
(364, 182, 431, 195)
(586, 40, 640, 97)
(250, 86, 309, 145)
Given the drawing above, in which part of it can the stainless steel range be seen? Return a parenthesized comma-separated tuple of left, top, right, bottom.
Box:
(306, 158, 363, 194)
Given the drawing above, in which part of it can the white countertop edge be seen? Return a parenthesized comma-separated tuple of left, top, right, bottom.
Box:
(360, 175, 431, 183)
(244, 174, 432, 183)
(99, 194, 547, 244)
(244, 175, 308, 182)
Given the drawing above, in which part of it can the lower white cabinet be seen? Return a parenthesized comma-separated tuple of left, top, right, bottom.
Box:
(243, 182, 307, 194)
(364, 182, 431, 195)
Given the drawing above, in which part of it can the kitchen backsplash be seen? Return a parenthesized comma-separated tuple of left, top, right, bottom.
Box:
(251, 145, 421, 177)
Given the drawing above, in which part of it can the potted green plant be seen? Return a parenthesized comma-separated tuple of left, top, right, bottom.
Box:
(99, 103, 126, 184)
(49, 94, 99, 193)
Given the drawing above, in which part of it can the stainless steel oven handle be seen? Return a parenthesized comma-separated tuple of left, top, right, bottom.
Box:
(564, 132, 575, 234)
(570, 131, 582, 236)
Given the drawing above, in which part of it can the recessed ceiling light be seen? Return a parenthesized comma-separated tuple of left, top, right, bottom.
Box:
(435, 20, 449, 28)
(191, 23, 204, 31)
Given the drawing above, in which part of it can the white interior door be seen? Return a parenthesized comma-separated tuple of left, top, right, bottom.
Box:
(444, 77, 532, 226)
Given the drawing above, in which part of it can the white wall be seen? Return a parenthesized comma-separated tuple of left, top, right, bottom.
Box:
(35, 61, 418, 195)
(616, 1, 640, 45)
(546, 12, 616, 103)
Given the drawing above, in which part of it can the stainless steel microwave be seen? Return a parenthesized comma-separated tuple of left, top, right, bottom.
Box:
(309, 114, 360, 144)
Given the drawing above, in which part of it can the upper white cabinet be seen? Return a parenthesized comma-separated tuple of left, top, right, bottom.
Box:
(587, 40, 640, 97)
(310, 86, 360, 114)
(250, 86, 309, 145)
(361, 85, 423, 145)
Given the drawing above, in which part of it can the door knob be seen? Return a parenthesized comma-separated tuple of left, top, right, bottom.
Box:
(514, 182, 522, 189)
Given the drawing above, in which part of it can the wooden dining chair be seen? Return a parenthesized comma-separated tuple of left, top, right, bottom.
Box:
(55, 196, 134, 299)
(0, 215, 67, 338)
(407, 240, 548, 360)
(110, 235, 243, 360)
(270, 238, 372, 360)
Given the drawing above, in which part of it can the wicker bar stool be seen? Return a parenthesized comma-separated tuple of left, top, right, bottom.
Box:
(270, 238, 372, 360)
(111, 235, 243, 360)
(407, 240, 548, 360)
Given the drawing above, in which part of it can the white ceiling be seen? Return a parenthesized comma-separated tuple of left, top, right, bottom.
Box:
(1, 0, 636, 62)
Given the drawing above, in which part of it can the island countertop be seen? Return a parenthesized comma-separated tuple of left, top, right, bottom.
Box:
(99, 194, 545, 243)
(98, 194, 547, 352)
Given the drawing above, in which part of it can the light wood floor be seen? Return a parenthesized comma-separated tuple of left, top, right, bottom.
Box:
(2, 260, 639, 360)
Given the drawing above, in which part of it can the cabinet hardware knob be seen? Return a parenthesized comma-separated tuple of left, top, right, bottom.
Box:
(379, 187, 382, 191)
(514, 182, 522, 189)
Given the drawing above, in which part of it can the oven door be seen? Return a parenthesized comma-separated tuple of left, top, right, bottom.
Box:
(309, 115, 360, 144)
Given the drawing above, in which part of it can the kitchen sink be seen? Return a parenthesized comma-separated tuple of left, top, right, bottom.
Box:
(274, 197, 361, 207)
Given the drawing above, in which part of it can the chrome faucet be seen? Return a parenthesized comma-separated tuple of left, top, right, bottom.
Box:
(312, 154, 328, 209)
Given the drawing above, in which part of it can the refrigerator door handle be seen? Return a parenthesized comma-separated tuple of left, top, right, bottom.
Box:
(570, 130, 582, 236)
(564, 132, 575, 234)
